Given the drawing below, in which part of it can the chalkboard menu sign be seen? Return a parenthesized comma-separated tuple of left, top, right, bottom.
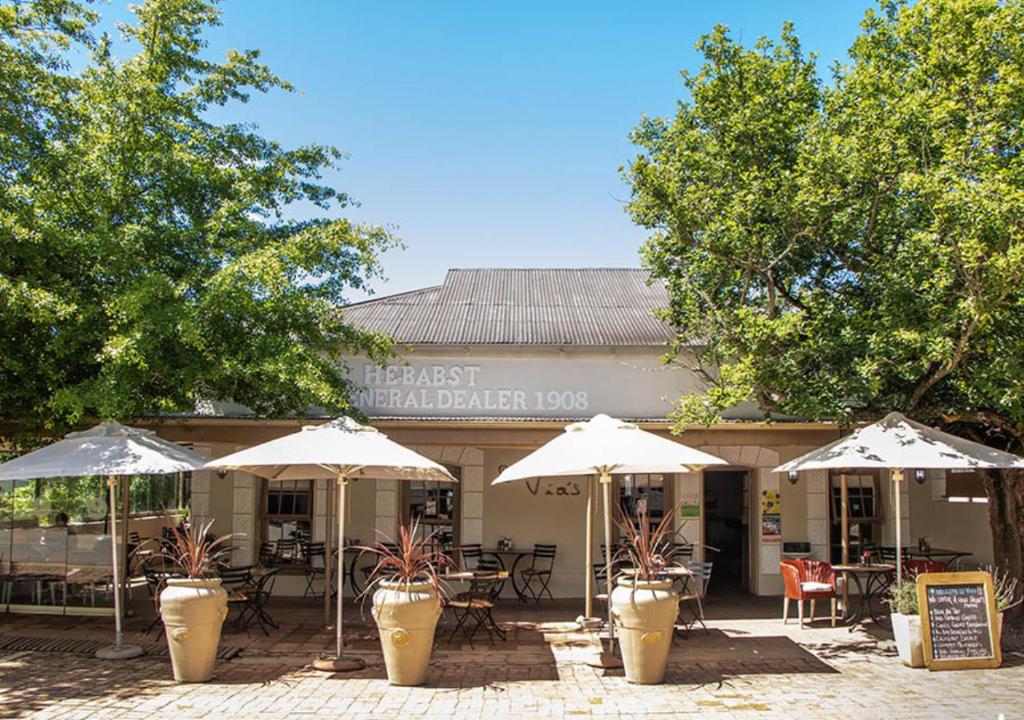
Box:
(917, 571, 1001, 670)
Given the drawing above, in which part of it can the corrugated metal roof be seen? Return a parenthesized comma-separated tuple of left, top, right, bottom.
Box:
(342, 268, 675, 346)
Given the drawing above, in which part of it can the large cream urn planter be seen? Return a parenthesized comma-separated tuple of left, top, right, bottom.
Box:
(610, 578, 679, 684)
(372, 579, 442, 686)
(891, 612, 925, 668)
(160, 577, 228, 682)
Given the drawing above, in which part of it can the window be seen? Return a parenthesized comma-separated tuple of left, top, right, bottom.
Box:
(616, 473, 672, 535)
(266, 480, 312, 544)
(830, 475, 879, 521)
(402, 464, 460, 552)
(945, 471, 988, 503)
(829, 471, 881, 563)
(127, 473, 190, 515)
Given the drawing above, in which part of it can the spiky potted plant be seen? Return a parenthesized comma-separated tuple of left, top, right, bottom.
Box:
(357, 518, 452, 686)
(885, 578, 923, 667)
(157, 518, 234, 682)
(986, 566, 1023, 646)
(610, 504, 680, 684)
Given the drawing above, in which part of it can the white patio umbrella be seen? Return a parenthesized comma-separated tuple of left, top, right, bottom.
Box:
(0, 421, 209, 659)
(206, 416, 456, 672)
(775, 411, 1024, 583)
(492, 413, 726, 664)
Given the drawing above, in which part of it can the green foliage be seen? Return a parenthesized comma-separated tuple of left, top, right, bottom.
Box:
(626, 0, 1024, 436)
(0, 0, 396, 443)
(885, 578, 919, 615)
(2, 474, 185, 524)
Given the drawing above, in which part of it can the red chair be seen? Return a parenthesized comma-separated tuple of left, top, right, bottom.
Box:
(780, 559, 837, 628)
(903, 559, 947, 578)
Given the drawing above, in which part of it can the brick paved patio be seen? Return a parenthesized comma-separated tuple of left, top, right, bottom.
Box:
(0, 593, 1021, 719)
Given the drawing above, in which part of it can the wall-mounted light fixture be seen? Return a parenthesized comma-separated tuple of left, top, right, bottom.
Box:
(216, 469, 228, 479)
(787, 470, 799, 485)
(914, 469, 927, 485)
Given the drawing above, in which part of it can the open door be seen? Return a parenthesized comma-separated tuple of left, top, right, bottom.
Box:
(703, 470, 750, 593)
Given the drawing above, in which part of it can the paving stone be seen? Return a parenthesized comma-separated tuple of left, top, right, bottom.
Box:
(1, 597, 1022, 717)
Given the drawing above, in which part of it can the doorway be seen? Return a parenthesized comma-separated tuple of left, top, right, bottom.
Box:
(703, 470, 750, 592)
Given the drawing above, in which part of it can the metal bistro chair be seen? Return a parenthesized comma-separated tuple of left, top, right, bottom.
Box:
(356, 542, 399, 596)
(459, 544, 483, 570)
(238, 567, 280, 635)
(302, 541, 327, 598)
(219, 566, 255, 629)
(678, 560, 713, 635)
(258, 542, 277, 567)
(447, 558, 507, 646)
(593, 544, 626, 617)
(519, 543, 557, 603)
(274, 538, 299, 564)
(672, 542, 695, 562)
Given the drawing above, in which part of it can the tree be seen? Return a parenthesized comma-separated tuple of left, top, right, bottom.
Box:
(626, 0, 1024, 586)
(0, 0, 396, 446)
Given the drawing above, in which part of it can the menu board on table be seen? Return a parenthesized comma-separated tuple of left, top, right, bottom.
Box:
(917, 571, 1001, 670)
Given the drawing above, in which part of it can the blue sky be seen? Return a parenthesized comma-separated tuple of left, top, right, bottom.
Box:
(97, 1, 875, 299)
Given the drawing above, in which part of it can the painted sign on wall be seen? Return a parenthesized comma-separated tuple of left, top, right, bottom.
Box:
(350, 353, 702, 419)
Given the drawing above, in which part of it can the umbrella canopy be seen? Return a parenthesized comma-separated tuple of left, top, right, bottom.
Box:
(0, 420, 208, 480)
(493, 413, 726, 659)
(774, 411, 1024, 473)
(0, 420, 208, 660)
(206, 416, 455, 671)
(207, 416, 457, 482)
(773, 411, 1024, 585)
(493, 413, 728, 483)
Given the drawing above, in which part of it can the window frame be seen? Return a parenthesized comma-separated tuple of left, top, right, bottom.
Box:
(400, 464, 461, 550)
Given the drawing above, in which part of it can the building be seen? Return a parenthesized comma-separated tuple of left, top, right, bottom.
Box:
(0, 268, 996, 613)
(175, 267, 994, 597)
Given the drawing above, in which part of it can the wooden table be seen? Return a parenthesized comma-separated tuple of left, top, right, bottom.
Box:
(444, 570, 509, 583)
(834, 563, 895, 631)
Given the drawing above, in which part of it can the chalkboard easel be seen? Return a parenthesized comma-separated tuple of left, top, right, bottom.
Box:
(917, 571, 1001, 671)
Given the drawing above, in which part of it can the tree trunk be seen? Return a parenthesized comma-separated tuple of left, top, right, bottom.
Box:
(983, 469, 1024, 622)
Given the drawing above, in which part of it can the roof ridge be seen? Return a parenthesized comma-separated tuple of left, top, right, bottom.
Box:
(341, 285, 441, 309)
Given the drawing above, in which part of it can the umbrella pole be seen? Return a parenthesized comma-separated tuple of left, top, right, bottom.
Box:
(893, 470, 904, 585)
(313, 472, 365, 672)
(324, 478, 332, 627)
(597, 470, 621, 667)
(122, 478, 130, 611)
(584, 475, 594, 620)
(95, 475, 142, 660)
(841, 473, 850, 613)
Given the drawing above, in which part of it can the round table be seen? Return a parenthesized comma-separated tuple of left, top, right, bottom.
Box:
(833, 563, 895, 632)
(476, 548, 533, 601)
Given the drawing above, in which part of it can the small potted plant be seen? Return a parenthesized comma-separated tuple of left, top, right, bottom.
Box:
(885, 578, 924, 667)
(358, 518, 452, 686)
(986, 566, 1023, 645)
(157, 518, 233, 682)
(610, 504, 680, 685)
